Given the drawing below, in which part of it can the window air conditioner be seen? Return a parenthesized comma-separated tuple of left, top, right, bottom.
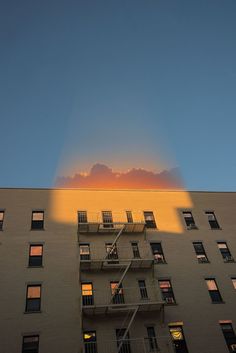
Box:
(165, 297, 175, 304)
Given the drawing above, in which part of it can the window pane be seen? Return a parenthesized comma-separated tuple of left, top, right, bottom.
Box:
(218, 243, 227, 249)
(27, 286, 41, 298)
(30, 246, 43, 256)
(0, 211, 4, 221)
(78, 211, 87, 223)
(82, 284, 93, 296)
(159, 281, 171, 289)
(32, 212, 44, 221)
(206, 280, 218, 291)
(232, 279, 236, 290)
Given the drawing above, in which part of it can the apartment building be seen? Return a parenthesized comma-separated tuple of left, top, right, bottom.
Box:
(0, 188, 236, 353)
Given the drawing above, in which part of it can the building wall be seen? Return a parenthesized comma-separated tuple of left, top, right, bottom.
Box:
(0, 188, 236, 353)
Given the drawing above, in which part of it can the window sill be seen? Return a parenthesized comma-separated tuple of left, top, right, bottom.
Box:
(211, 301, 225, 304)
(155, 261, 167, 265)
(24, 310, 42, 314)
(30, 229, 45, 231)
(27, 266, 44, 269)
(165, 302, 178, 306)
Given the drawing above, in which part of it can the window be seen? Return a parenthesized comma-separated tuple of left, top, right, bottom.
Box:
(25, 285, 41, 312)
(193, 242, 209, 263)
(231, 278, 236, 290)
(138, 280, 148, 299)
(182, 212, 197, 229)
(126, 211, 133, 223)
(22, 335, 39, 353)
(159, 280, 176, 304)
(78, 211, 87, 223)
(116, 329, 131, 353)
(205, 279, 223, 303)
(169, 324, 189, 353)
(102, 211, 113, 228)
(82, 283, 94, 306)
(28, 245, 43, 267)
(0, 210, 4, 230)
(146, 327, 158, 352)
(83, 331, 97, 353)
(31, 211, 44, 230)
(131, 242, 140, 258)
(144, 211, 156, 228)
(217, 242, 234, 262)
(110, 282, 124, 304)
(80, 244, 90, 260)
(220, 322, 236, 352)
(205, 211, 220, 229)
(106, 243, 119, 262)
(150, 243, 166, 263)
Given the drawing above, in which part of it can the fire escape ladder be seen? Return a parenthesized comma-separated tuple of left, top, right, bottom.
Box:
(110, 261, 132, 304)
(105, 225, 125, 260)
(117, 306, 139, 353)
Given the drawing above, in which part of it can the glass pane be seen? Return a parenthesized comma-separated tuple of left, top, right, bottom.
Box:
(30, 246, 42, 256)
(82, 284, 93, 296)
(218, 243, 227, 249)
(159, 281, 171, 289)
(27, 286, 41, 298)
(0, 211, 4, 221)
(32, 212, 44, 221)
(206, 280, 218, 290)
(232, 279, 236, 289)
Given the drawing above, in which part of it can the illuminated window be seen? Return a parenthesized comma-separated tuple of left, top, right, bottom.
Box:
(217, 242, 234, 262)
(182, 211, 197, 229)
(131, 242, 140, 258)
(29, 245, 43, 267)
(150, 243, 166, 263)
(205, 278, 223, 303)
(231, 278, 236, 290)
(0, 210, 4, 230)
(116, 329, 131, 353)
(193, 242, 209, 263)
(31, 211, 44, 230)
(83, 331, 97, 353)
(82, 283, 94, 306)
(138, 280, 148, 299)
(78, 211, 87, 223)
(79, 244, 90, 260)
(159, 280, 176, 304)
(110, 282, 124, 304)
(22, 335, 39, 353)
(205, 211, 220, 229)
(25, 285, 41, 312)
(143, 211, 156, 229)
(220, 322, 236, 353)
(169, 324, 189, 353)
(126, 211, 133, 223)
(102, 211, 113, 228)
(146, 327, 158, 352)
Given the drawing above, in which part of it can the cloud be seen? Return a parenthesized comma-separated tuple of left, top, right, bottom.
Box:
(55, 163, 184, 189)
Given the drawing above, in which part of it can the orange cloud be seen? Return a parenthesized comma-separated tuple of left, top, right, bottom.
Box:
(55, 163, 184, 189)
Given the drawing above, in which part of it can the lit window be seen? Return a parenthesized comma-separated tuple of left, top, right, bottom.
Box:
(193, 242, 209, 263)
(126, 211, 133, 223)
(25, 285, 41, 312)
(29, 245, 43, 267)
(217, 242, 234, 262)
(82, 283, 94, 306)
(102, 211, 113, 228)
(169, 324, 189, 353)
(205, 279, 223, 303)
(22, 335, 39, 353)
(150, 243, 166, 263)
(220, 322, 236, 352)
(232, 278, 236, 290)
(79, 244, 90, 260)
(31, 211, 44, 230)
(144, 211, 156, 229)
(131, 242, 140, 258)
(78, 211, 87, 223)
(138, 280, 148, 299)
(0, 210, 4, 230)
(110, 282, 124, 304)
(182, 211, 197, 229)
(83, 331, 97, 353)
(205, 211, 220, 229)
(159, 280, 176, 304)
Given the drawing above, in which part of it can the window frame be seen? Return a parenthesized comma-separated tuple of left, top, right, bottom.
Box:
(150, 242, 166, 263)
(79, 243, 90, 261)
(158, 279, 176, 304)
(193, 242, 209, 263)
(205, 211, 220, 229)
(25, 284, 42, 313)
(22, 335, 39, 353)
(31, 211, 44, 230)
(138, 279, 148, 299)
(0, 210, 5, 230)
(102, 211, 113, 228)
(143, 211, 157, 229)
(81, 282, 94, 306)
(217, 242, 234, 263)
(205, 278, 223, 303)
(182, 211, 197, 230)
(78, 211, 88, 223)
(28, 244, 43, 267)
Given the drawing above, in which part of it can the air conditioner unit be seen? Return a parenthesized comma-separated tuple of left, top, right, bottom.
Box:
(198, 257, 208, 263)
(224, 256, 234, 262)
(187, 223, 198, 230)
(165, 297, 175, 304)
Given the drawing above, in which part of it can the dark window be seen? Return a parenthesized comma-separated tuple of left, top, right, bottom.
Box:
(116, 329, 131, 353)
(111, 282, 124, 304)
(28, 245, 43, 267)
(31, 211, 44, 230)
(144, 212, 156, 229)
(83, 331, 97, 353)
(150, 243, 166, 263)
(205, 211, 220, 229)
(131, 242, 140, 258)
(106, 243, 119, 263)
(138, 280, 148, 299)
(102, 211, 113, 228)
(0, 211, 4, 230)
(205, 279, 223, 303)
(217, 242, 234, 262)
(182, 212, 197, 229)
(220, 323, 236, 352)
(159, 280, 176, 304)
(22, 335, 39, 353)
(25, 285, 41, 312)
(146, 327, 158, 352)
(169, 325, 189, 353)
(78, 211, 87, 223)
(80, 244, 90, 260)
(126, 211, 133, 223)
(232, 279, 236, 290)
(193, 242, 209, 263)
(82, 283, 94, 306)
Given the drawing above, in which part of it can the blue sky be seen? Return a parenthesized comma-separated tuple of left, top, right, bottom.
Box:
(0, 0, 236, 190)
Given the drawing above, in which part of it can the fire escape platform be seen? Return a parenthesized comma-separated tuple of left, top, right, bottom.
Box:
(82, 301, 164, 316)
(80, 258, 154, 271)
(78, 222, 145, 234)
